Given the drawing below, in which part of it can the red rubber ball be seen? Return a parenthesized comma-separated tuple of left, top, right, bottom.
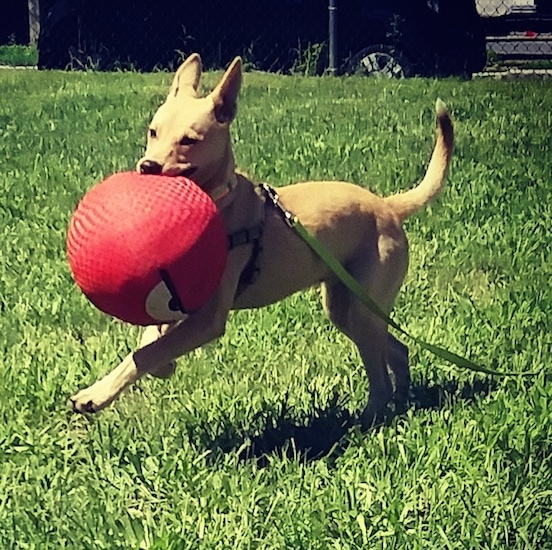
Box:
(66, 172, 227, 325)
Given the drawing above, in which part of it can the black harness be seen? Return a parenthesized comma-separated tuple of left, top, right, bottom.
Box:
(228, 223, 264, 289)
(228, 183, 293, 295)
(226, 184, 271, 292)
(226, 183, 294, 295)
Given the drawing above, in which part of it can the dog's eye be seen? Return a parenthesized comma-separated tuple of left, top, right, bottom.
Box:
(179, 136, 197, 146)
(149, 128, 157, 139)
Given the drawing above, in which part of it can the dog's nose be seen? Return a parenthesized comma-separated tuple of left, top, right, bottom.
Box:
(139, 160, 162, 175)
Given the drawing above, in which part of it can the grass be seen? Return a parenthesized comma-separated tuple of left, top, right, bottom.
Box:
(0, 67, 551, 548)
(0, 44, 38, 67)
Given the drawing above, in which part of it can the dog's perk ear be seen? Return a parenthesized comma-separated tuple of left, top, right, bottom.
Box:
(210, 57, 242, 124)
(169, 53, 202, 99)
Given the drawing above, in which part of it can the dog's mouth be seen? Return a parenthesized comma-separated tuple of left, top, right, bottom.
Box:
(140, 161, 198, 178)
(165, 164, 198, 178)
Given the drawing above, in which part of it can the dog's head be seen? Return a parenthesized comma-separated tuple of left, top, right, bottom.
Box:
(136, 54, 242, 195)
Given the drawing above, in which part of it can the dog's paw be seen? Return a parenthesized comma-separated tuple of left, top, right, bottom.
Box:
(68, 395, 99, 414)
(68, 384, 114, 414)
(359, 393, 395, 430)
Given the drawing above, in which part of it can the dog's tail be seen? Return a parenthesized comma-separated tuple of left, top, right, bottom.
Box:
(386, 99, 454, 221)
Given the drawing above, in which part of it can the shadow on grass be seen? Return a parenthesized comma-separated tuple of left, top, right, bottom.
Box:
(210, 379, 496, 466)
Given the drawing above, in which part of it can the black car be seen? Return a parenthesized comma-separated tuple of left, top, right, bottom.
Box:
(341, 0, 487, 77)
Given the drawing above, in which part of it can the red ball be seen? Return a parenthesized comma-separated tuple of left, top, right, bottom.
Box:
(66, 172, 227, 325)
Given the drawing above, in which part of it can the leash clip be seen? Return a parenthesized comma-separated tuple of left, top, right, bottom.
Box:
(260, 183, 296, 228)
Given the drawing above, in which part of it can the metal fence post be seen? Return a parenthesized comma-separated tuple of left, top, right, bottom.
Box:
(28, 0, 40, 45)
(328, 0, 338, 75)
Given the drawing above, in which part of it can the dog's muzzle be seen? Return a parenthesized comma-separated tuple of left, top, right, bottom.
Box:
(139, 160, 163, 175)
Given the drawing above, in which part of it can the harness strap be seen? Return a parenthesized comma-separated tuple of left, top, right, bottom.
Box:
(226, 187, 267, 290)
(228, 225, 263, 290)
(228, 226, 263, 250)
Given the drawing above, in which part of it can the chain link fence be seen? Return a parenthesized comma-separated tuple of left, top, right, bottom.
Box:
(477, 0, 552, 73)
(1, 0, 551, 76)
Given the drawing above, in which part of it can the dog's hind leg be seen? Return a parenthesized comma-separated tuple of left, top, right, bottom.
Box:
(322, 280, 393, 426)
(321, 235, 410, 427)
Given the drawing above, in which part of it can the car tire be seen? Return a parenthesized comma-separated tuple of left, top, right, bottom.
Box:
(344, 44, 411, 78)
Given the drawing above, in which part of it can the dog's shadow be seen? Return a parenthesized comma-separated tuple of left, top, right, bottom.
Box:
(208, 379, 495, 466)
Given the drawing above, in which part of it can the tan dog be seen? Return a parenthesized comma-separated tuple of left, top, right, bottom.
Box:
(70, 53, 454, 426)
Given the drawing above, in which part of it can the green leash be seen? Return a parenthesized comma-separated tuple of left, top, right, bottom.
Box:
(261, 184, 538, 378)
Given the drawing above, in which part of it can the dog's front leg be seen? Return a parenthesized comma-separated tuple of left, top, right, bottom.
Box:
(68, 301, 226, 414)
(139, 324, 177, 379)
(69, 247, 251, 413)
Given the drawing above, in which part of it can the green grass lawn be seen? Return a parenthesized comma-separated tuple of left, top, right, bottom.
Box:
(0, 67, 551, 548)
